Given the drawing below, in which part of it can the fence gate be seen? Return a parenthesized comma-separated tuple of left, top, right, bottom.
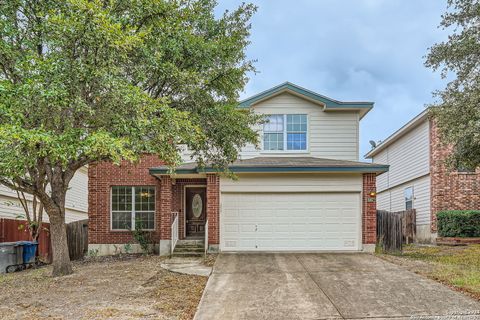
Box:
(66, 219, 89, 260)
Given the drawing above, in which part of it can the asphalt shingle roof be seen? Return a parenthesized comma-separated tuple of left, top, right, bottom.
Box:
(149, 157, 388, 174)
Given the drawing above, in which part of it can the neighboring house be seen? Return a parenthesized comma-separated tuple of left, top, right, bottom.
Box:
(88, 82, 388, 255)
(365, 109, 480, 243)
(0, 166, 89, 223)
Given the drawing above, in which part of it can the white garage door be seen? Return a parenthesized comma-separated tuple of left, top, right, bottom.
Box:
(220, 192, 361, 251)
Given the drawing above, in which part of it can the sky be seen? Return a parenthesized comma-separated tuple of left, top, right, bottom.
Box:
(216, 0, 450, 160)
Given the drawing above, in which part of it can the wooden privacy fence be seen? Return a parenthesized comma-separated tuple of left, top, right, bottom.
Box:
(1, 218, 88, 261)
(0, 218, 51, 261)
(376, 209, 416, 253)
(66, 219, 89, 261)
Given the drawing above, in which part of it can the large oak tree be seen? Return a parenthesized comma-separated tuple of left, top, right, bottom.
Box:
(425, 0, 480, 169)
(0, 0, 260, 276)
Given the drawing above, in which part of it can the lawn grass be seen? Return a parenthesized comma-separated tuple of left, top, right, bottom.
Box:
(392, 244, 480, 299)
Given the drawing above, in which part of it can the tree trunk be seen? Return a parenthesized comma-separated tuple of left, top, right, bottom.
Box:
(46, 208, 73, 276)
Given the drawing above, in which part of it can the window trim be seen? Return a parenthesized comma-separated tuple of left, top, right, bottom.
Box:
(404, 186, 414, 210)
(261, 114, 309, 153)
(110, 186, 156, 231)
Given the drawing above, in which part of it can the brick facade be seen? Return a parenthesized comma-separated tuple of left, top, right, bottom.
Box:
(362, 173, 377, 244)
(206, 174, 220, 245)
(89, 155, 376, 250)
(429, 119, 480, 231)
(88, 155, 213, 245)
(88, 155, 164, 245)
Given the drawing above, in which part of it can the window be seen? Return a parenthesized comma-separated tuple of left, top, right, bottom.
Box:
(404, 187, 413, 210)
(263, 114, 284, 150)
(263, 114, 307, 151)
(111, 186, 155, 230)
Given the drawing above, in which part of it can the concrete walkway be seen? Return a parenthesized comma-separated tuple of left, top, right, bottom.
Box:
(160, 257, 212, 276)
(195, 253, 480, 320)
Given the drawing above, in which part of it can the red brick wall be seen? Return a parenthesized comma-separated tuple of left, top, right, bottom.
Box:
(206, 174, 220, 245)
(362, 173, 377, 244)
(429, 119, 480, 231)
(88, 154, 214, 244)
(88, 155, 163, 244)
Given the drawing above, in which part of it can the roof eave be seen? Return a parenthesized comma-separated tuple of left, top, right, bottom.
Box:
(149, 165, 389, 175)
(365, 109, 430, 158)
(238, 82, 374, 120)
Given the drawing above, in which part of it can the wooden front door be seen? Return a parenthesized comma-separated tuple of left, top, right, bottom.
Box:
(185, 187, 206, 238)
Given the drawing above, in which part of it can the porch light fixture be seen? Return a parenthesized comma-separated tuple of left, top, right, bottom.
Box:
(369, 191, 376, 197)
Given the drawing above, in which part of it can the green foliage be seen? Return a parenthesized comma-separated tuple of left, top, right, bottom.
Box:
(0, 0, 259, 275)
(87, 248, 99, 258)
(0, 0, 260, 190)
(123, 243, 132, 254)
(425, 0, 480, 169)
(437, 210, 480, 237)
(131, 224, 152, 254)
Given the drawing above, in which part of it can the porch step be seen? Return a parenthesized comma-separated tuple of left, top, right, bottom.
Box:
(172, 239, 205, 257)
(176, 239, 205, 246)
(171, 251, 204, 258)
(173, 246, 204, 253)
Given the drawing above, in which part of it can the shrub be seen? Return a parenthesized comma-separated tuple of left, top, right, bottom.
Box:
(437, 210, 480, 237)
(131, 223, 153, 254)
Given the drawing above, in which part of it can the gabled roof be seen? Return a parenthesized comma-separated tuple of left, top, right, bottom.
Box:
(238, 82, 374, 119)
(364, 109, 430, 159)
(149, 157, 389, 175)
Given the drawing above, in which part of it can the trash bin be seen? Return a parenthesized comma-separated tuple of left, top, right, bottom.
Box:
(0, 242, 23, 273)
(17, 241, 38, 264)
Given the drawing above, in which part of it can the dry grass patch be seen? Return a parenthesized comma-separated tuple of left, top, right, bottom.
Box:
(0, 254, 209, 320)
(379, 244, 480, 300)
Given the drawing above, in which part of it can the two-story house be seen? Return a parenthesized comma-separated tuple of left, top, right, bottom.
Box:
(87, 82, 388, 255)
(365, 109, 480, 243)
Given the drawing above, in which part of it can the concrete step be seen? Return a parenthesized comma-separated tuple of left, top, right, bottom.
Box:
(171, 251, 204, 258)
(176, 239, 205, 246)
(175, 244, 204, 250)
(174, 247, 204, 253)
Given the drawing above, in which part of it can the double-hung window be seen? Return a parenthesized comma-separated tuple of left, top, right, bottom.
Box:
(111, 186, 155, 230)
(263, 114, 307, 151)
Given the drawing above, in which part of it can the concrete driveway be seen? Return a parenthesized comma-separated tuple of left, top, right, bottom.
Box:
(195, 253, 480, 320)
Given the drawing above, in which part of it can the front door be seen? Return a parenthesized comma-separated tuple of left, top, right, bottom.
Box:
(186, 187, 206, 238)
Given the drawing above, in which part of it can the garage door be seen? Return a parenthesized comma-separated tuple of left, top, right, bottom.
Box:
(220, 192, 361, 251)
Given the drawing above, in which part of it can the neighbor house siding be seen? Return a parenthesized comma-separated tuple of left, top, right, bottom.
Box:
(220, 173, 363, 193)
(376, 175, 431, 226)
(373, 119, 430, 192)
(0, 167, 88, 223)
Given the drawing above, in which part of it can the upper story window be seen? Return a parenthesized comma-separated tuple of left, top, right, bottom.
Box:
(263, 114, 307, 151)
(111, 186, 155, 231)
(404, 187, 413, 210)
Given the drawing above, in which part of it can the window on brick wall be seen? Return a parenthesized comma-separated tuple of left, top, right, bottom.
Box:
(404, 187, 413, 210)
(111, 186, 155, 230)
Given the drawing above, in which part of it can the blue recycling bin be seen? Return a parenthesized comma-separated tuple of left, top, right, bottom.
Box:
(17, 241, 38, 264)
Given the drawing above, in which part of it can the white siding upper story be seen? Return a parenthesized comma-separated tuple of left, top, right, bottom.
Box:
(183, 92, 361, 162)
(372, 118, 430, 193)
(0, 167, 88, 223)
(366, 111, 432, 229)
